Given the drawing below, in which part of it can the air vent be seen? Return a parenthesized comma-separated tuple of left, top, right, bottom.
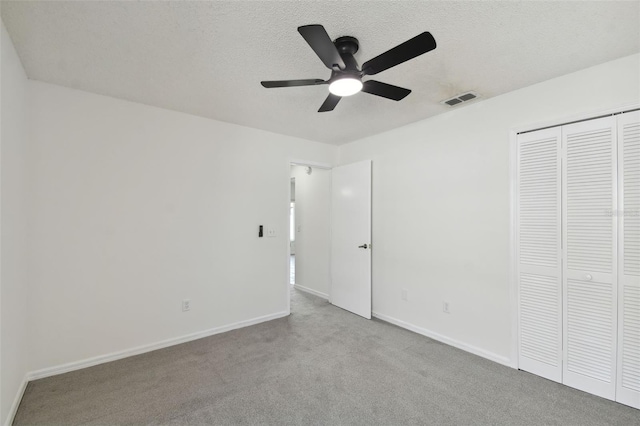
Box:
(441, 91, 480, 107)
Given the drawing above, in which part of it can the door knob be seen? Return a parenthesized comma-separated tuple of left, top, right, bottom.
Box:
(358, 244, 368, 249)
(585, 273, 593, 281)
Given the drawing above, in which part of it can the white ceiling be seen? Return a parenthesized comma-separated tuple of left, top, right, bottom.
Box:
(2, 1, 639, 145)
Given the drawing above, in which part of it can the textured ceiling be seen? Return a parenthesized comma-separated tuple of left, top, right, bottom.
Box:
(2, 1, 639, 145)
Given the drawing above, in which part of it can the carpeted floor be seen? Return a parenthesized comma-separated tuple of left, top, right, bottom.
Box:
(14, 287, 639, 425)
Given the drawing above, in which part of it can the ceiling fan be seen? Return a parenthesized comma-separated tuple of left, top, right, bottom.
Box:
(260, 25, 437, 112)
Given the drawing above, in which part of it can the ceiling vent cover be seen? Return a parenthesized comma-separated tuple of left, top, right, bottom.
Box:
(441, 91, 479, 107)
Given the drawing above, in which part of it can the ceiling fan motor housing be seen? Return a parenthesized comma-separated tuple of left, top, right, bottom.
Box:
(333, 36, 361, 74)
(334, 36, 359, 55)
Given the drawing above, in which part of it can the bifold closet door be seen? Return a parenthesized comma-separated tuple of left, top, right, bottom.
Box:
(517, 127, 563, 382)
(616, 110, 640, 409)
(562, 116, 618, 400)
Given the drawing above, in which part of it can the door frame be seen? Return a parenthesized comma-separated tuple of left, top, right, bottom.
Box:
(285, 159, 333, 315)
(509, 103, 639, 370)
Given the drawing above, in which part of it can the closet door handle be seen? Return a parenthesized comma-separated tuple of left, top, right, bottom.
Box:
(584, 273, 593, 281)
(358, 244, 368, 249)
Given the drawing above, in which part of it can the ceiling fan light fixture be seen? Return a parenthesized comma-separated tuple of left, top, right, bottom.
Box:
(328, 77, 363, 97)
(261, 25, 437, 111)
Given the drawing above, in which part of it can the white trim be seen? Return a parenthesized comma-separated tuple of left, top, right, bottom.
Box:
(293, 284, 329, 300)
(372, 311, 512, 367)
(509, 129, 519, 369)
(512, 103, 640, 135)
(286, 159, 293, 316)
(4, 374, 28, 426)
(289, 159, 333, 170)
(27, 311, 288, 381)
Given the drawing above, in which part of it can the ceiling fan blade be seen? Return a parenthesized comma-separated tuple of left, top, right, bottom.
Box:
(318, 94, 341, 112)
(362, 32, 436, 76)
(261, 79, 326, 88)
(298, 25, 346, 71)
(362, 80, 411, 101)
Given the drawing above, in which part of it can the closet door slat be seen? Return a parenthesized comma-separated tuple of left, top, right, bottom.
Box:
(616, 110, 640, 409)
(517, 128, 562, 382)
(562, 116, 617, 400)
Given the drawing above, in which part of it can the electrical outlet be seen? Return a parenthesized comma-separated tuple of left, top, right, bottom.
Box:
(182, 299, 191, 312)
(267, 226, 277, 237)
(443, 301, 450, 314)
(401, 288, 408, 301)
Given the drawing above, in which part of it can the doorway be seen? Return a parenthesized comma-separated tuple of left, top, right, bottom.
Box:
(290, 177, 296, 285)
(286, 160, 372, 319)
(287, 162, 332, 312)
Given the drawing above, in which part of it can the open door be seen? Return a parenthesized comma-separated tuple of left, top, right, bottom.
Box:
(330, 160, 372, 319)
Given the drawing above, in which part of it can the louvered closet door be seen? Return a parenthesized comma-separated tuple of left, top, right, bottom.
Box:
(517, 127, 562, 382)
(616, 111, 640, 409)
(562, 116, 618, 400)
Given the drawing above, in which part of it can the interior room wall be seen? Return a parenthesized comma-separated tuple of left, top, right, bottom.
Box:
(338, 53, 640, 364)
(26, 81, 337, 374)
(290, 166, 331, 297)
(0, 20, 29, 425)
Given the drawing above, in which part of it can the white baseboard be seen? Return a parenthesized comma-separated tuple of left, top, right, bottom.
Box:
(4, 374, 28, 426)
(27, 311, 289, 381)
(372, 311, 512, 367)
(293, 284, 328, 300)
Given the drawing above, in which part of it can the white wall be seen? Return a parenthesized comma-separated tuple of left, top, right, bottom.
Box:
(0, 20, 29, 425)
(339, 53, 640, 364)
(27, 81, 337, 372)
(290, 166, 331, 297)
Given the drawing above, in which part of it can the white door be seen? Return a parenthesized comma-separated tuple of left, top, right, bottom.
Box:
(562, 116, 618, 400)
(616, 110, 640, 409)
(516, 127, 563, 382)
(330, 160, 372, 319)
